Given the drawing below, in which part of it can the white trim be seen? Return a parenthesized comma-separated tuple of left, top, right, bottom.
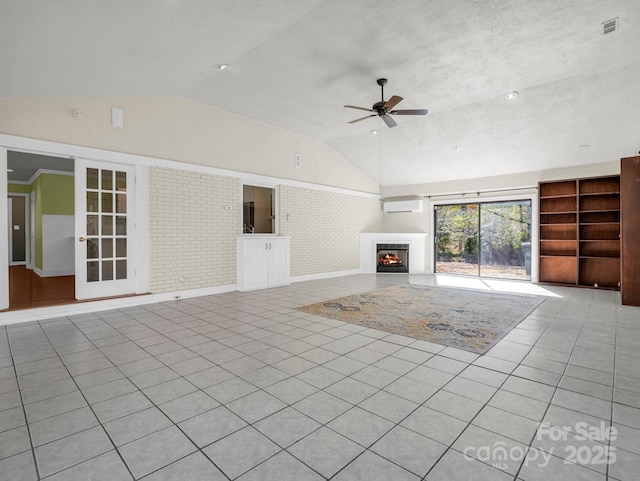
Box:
(0, 283, 237, 325)
(0, 147, 8, 310)
(33, 266, 74, 277)
(7, 197, 11, 265)
(0, 134, 379, 199)
(8, 180, 31, 185)
(291, 268, 361, 283)
(29, 191, 35, 269)
(27, 168, 74, 186)
(135, 165, 151, 294)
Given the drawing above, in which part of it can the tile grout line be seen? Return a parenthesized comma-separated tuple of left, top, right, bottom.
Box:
(4, 324, 43, 481)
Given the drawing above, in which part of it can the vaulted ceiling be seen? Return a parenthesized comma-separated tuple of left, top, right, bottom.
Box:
(2, 0, 639, 187)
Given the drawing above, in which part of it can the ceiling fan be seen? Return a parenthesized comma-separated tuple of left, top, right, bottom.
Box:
(344, 78, 428, 128)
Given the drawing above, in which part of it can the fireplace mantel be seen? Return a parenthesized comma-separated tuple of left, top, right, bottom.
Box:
(360, 233, 427, 274)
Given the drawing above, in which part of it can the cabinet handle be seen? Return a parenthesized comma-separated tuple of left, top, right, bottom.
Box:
(265, 243, 268, 250)
(269, 243, 272, 249)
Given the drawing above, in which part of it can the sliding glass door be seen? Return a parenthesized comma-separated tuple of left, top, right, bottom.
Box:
(435, 200, 532, 280)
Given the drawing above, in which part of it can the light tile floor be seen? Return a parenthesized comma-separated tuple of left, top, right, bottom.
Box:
(1, 274, 639, 480)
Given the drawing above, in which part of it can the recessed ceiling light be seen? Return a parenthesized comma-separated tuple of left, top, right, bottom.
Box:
(453, 146, 463, 151)
(215, 63, 230, 71)
(579, 144, 590, 149)
(371, 129, 379, 135)
(504, 91, 518, 100)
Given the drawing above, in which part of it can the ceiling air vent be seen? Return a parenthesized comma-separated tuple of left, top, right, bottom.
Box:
(602, 17, 618, 35)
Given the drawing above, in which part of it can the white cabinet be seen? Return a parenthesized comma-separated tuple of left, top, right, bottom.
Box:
(237, 236, 290, 291)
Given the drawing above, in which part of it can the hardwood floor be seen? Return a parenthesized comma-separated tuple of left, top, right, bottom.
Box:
(8, 265, 75, 311)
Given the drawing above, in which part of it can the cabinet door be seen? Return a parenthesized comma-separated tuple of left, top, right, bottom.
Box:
(241, 238, 270, 291)
(268, 238, 290, 287)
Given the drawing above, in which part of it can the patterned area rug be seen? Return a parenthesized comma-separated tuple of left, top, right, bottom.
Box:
(297, 284, 545, 354)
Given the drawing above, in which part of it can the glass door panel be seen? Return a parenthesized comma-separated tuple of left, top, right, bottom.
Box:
(479, 201, 532, 280)
(434, 204, 479, 275)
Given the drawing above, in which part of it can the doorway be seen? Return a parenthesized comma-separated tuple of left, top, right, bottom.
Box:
(434, 199, 532, 280)
(7, 151, 76, 309)
(2, 140, 148, 313)
(8, 194, 28, 265)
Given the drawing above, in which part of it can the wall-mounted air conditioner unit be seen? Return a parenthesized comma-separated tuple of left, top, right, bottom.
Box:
(383, 199, 424, 213)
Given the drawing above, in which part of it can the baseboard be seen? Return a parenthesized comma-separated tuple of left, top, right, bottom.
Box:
(290, 268, 361, 283)
(33, 266, 74, 277)
(0, 283, 237, 326)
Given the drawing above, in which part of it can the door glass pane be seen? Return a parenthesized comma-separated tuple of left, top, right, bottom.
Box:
(116, 216, 127, 235)
(101, 170, 113, 191)
(101, 215, 113, 235)
(479, 200, 532, 280)
(87, 239, 99, 259)
(115, 171, 127, 192)
(116, 260, 127, 280)
(435, 204, 479, 275)
(102, 238, 113, 258)
(115, 238, 126, 257)
(102, 192, 113, 213)
(87, 215, 98, 236)
(102, 261, 114, 281)
(116, 193, 126, 213)
(87, 192, 98, 212)
(87, 261, 99, 282)
(87, 168, 99, 189)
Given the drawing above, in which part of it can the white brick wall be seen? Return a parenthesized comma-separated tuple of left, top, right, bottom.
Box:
(279, 186, 383, 276)
(149, 167, 241, 293)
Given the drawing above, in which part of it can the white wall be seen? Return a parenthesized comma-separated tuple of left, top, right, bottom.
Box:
(0, 96, 379, 194)
(41, 215, 74, 276)
(382, 161, 619, 199)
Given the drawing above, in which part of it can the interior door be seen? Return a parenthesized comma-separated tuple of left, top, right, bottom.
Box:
(75, 159, 136, 300)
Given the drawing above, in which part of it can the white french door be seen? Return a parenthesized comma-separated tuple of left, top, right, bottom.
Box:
(75, 159, 136, 300)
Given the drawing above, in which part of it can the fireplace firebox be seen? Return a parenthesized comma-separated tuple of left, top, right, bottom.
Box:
(376, 244, 409, 273)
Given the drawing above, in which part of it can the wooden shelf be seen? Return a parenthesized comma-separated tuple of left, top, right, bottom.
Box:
(539, 175, 620, 289)
(579, 211, 619, 223)
(579, 176, 620, 195)
(579, 257, 620, 288)
(539, 180, 576, 197)
(540, 197, 577, 213)
(539, 256, 577, 284)
(540, 213, 577, 224)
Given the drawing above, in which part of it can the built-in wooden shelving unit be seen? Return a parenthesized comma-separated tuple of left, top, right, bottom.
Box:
(539, 175, 620, 289)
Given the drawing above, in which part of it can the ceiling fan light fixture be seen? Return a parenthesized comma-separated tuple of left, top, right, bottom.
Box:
(215, 63, 230, 71)
(504, 91, 518, 100)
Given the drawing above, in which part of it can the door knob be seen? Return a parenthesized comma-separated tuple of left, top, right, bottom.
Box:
(78, 236, 87, 242)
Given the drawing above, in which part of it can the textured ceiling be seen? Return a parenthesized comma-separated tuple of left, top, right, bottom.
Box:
(1, 0, 639, 187)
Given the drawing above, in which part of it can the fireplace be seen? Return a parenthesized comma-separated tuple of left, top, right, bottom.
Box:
(377, 244, 409, 273)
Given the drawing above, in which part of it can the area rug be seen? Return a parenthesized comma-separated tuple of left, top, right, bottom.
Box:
(297, 284, 545, 354)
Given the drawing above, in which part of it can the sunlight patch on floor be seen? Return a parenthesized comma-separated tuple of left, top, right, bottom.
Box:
(433, 274, 563, 298)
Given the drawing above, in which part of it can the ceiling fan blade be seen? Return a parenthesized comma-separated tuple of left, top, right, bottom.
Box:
(390, 109, 429, 116)
(348, 114, 377, 124)
(344, 105, 374, 112)
(381, 115, 398, 128)
(383, 95, 403, 111)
